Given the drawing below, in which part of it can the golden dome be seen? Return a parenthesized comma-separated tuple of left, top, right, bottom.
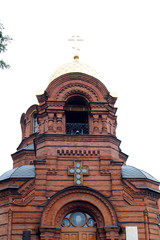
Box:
(50, 57, 100, 82)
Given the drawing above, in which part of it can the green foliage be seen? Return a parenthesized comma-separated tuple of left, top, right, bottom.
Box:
(0, 23, 12, 69)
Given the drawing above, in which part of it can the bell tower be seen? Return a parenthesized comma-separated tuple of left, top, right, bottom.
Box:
(33, 57, 125, 167)
(1, 56, 158, 240)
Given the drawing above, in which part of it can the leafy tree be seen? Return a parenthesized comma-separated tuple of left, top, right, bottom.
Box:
(0, 23, 12, 69)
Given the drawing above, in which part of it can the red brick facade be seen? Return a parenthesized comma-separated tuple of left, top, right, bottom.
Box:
(0, 68, 159, 240)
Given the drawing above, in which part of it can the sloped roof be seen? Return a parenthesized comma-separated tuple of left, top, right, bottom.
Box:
(17, 144, 34, 152)
(0, 165, 35, 181)
(121, 165, 159, 183)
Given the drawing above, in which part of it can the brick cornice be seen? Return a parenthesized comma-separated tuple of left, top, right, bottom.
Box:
(34, 133, 121, 146)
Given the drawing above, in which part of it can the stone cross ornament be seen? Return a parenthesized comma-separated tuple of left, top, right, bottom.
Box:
(68, 160, 89, 186)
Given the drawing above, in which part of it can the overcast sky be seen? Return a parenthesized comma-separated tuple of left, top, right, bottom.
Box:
(0, 0, 160, 180)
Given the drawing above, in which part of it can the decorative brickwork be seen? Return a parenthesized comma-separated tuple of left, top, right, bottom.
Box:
(0, 65, 159, 240)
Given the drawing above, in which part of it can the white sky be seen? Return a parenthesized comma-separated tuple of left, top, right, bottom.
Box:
(0, 0, 160, 181)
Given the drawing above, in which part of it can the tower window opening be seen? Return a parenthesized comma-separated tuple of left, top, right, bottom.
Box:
(66, 97, 89, 135)
(33, 114, 38, 133)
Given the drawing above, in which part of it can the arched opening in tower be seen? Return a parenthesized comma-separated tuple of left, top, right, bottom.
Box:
(65, 96, 89, 135)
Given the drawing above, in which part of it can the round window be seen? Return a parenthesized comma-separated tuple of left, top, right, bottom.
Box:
(62, 218, 70, 227)
(61, 211, 96, 227)
(71, 212, 86, 226)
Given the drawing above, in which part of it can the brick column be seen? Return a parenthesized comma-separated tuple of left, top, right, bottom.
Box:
(104, 226, 120, 240)
(56, 113, 63, 132)
(48, 113, 54, 132)
(101, 115, 108, 134)
(144, 209, 149, 240)
(97, 228, 106, 240)
(40, 227, 61, 240)
(93, 114, 99, 134)
(8, 209, 12, 240)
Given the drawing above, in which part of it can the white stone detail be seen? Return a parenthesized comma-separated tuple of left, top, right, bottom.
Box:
(126, 226, 138, 240)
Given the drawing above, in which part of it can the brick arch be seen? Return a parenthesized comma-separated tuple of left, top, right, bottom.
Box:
(65, 94, 90, 107)
(55, 83, 98, 102)
(20, 104, 38, 139)
(40, 186, 118, 229)
(55, 201, 104, 228)
(57, 86, 94, 102)
(46, 73, 109, 102)
(26, 104, 38, 119)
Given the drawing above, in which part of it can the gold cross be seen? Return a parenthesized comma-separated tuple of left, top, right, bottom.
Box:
(68, 35, 83, 58)
(68, 160, 89, 186)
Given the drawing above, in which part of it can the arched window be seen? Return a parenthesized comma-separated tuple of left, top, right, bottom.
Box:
(66, 97, 89, 135)
(62, 211, 96, 227)
(33, 114, 38, 133)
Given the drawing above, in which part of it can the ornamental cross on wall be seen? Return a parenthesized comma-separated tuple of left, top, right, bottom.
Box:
(68, 160, 89, 186)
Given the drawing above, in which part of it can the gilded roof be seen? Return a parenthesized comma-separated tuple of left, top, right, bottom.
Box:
(50, 58, 100, 82)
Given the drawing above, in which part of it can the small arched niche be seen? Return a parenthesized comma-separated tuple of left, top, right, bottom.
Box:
(65, 96, 89, 135)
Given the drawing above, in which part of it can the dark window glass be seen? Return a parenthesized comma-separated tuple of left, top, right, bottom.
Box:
(33, 114, 37, 133)
(22, 231, 31, 240)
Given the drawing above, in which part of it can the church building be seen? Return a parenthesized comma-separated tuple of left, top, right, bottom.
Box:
(0, 55, 159, 240)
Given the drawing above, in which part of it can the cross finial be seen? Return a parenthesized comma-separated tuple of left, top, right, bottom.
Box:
(68, 35, 83, 60)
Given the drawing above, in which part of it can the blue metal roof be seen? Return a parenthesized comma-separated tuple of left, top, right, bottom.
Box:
(17, 144, 34, 152)
(122, 165, 159, 183)
(0, 165, 35, 181)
